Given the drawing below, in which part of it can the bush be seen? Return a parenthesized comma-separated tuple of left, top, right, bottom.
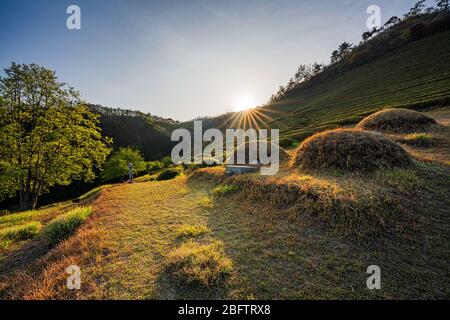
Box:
(157, 168, 181, 181)
(165, 241, 233, 286)
(42, 206, 92, 246)
(293, 129, 411, 172)
(0, 222, 41, 243)
(102, 147, 146, 182)
(146, 161, 163, 173)
(161, 156, 173, 168)
(356, 108, 436, 133)
(175, 224, 210, 238)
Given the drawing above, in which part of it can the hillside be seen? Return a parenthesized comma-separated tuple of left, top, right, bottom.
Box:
(266, 30, 450, 139)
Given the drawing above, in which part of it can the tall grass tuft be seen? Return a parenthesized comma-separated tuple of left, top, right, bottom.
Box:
(211, 185, 239, 198)
(175, 224, 210, 238)
(0, 222, 41, 249)
(42, 206, 92, 246)
(165, 241, 233, 287)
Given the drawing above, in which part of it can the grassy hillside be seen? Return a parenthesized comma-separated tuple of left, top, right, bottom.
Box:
(266, 30, 450, 138)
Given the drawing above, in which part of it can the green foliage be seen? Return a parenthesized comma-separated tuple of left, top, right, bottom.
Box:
(156, 168, 181, 181)
(165, 241, 233, 286)
(42, 206, 92, 246)
(0, 63, 111, 209)
(211, 185, 239, 198)
(161, 156, 173, 168)
(175, 224, 210, 238)
(146, 161, 164, 173)
(102, 147, 146, 181)
(0, 222, 41, 244)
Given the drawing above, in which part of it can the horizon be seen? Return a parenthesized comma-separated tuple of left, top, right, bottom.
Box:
(0, 0, 420, 121)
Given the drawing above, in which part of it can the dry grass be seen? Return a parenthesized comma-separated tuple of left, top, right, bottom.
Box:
(292, 129, 411, 172)
(356, 108, 437, 133)
(165, 240, 233, 287)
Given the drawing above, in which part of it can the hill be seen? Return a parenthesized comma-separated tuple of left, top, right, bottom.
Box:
(89, 105, 178, 161)
(267, 29, 450, 139)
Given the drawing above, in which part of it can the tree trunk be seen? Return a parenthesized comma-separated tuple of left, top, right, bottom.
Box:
(19, 190, 37, 210)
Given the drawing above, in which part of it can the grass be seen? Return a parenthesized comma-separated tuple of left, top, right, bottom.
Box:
(42, 206, 92, 246)
(0, 222, 41, 248)
(165, 240, 233, 287)
(175, 224, 210, 238)
(211, 185, 239, 198)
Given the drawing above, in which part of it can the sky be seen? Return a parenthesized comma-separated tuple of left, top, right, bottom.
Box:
(0, 0, 423, 121)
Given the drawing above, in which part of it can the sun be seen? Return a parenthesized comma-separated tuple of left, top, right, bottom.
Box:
(233, 96, 256, 112)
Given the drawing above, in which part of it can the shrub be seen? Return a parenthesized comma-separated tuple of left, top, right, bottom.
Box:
(102, 147, 146, 182)
(356, 108, 436, 133)
(293, 129, 411, 172)
(0, 222, 41, 243)
(211, 185, 239, 197)
(161, 156, 173, 168)
(157, 168, 181, 181)
(42, 206, 92, 246)
(175, 224, 210, 238)
(165, 241, 233, 286)
(146, 161, 163, 173)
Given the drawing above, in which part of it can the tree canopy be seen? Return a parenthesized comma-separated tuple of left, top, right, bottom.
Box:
(0, 63, 111, 209)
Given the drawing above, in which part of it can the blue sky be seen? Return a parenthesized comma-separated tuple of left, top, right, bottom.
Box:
(0, 0, 423, 120)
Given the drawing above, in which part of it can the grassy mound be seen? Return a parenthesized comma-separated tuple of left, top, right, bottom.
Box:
(42, 206, 92, 246)
(165, 241, 233, 287)
(356, 108, 437, 133)
(293, 129, 410, 172)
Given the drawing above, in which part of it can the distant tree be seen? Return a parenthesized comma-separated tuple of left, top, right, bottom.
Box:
(0, 63, 111, 209)
(337, 42, 353, 60)
(102, 147, 146, 182)
(312, 63, 324, 76)
(406, 0, 426, 17)
(436, 0, 450, 11)
(384, 16, 402, 29)
(361, 31, 373, 42)
(330, 50, 340, 63)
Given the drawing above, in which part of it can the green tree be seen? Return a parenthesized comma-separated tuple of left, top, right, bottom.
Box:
(102, 147, 146, 181)
(0, 63, 111, 210)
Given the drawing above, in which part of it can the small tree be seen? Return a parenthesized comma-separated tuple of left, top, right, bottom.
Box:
(102, 147, 146, 182)
(0, 63, 111, 210)
(406, 0, 426, 17)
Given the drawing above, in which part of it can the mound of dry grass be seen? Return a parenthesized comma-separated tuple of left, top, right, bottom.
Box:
(189, 169, 410, 239)
(356, 108, 437, 133)
(293, 129, 411, 172)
